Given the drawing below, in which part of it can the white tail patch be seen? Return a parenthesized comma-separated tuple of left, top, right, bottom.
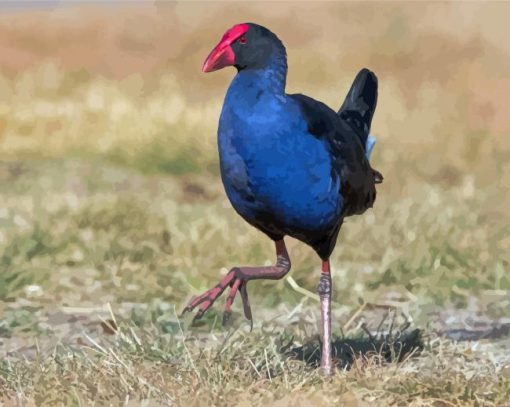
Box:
(365, 133, 376, 161)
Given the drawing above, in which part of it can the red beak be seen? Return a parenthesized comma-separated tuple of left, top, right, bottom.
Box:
(202, 23, 250, 73)
(202, 42, 235, 73)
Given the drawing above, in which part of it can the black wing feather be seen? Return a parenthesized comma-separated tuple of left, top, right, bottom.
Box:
(289, 93, 376, 217)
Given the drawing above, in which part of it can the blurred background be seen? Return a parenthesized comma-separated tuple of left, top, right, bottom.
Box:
(0, 0, 509, 350)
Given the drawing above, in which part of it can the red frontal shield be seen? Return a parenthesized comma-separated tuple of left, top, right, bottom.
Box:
(202, 23, 249, 72)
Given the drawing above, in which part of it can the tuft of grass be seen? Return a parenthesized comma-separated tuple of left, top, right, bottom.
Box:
(289, 327, 424, 370)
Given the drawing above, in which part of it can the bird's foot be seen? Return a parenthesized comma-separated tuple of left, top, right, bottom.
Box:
(180, 268, 253, 328)
(181, 240, 289, 330)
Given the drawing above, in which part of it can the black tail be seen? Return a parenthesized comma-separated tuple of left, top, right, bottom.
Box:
(338, 68, 378, 147)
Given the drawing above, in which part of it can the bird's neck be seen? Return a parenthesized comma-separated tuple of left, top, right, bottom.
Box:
(231, 51, 288, 97)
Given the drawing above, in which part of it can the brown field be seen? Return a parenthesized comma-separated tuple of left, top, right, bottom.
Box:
(0, 2, 509, 405)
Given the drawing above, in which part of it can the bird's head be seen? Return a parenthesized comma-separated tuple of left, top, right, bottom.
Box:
(202, 23, 286, 73)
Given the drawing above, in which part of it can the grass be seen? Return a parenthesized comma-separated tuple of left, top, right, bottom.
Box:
(0, 2, 509, 405)
(0, 309, 508, 405)
(0, 158, 508, 405)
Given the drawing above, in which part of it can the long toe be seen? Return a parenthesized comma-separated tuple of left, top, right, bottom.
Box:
(181, 270, 238, 319)
(181, 287, 223, 318)
(239, 283, 253, 331)
(181, 292, 210, 316)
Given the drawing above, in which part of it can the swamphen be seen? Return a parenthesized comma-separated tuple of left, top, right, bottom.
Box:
(182, 23, 382, 374)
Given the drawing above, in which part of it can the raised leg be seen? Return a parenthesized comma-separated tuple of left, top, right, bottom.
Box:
(181, 239, 291, 326)
(318, 259, 332, 374)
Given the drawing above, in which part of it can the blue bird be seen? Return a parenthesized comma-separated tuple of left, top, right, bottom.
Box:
(182, 23, 382, 373)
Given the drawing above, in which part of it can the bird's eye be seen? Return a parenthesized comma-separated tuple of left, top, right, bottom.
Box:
(238, 36, 247, 44)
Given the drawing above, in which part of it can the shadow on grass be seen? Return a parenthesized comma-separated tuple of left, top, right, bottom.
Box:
(285, 328, 424, 369)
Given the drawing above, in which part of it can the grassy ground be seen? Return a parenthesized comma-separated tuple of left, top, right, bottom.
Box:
(0, 2, 509, 405)
(0, 158, 508, 405)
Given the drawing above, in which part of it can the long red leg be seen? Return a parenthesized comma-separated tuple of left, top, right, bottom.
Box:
(318, 259, 333, 374)
(181, 239, 291, 325)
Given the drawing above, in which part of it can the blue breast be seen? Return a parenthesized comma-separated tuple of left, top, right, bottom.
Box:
(217, 72, 343, 236)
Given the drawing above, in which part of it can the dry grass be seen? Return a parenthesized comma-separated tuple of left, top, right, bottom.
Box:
(1, 321, 508, 406)
(0, 2, 509, 405)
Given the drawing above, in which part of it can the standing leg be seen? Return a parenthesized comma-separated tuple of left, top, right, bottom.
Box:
(318, 259, 332, 374)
